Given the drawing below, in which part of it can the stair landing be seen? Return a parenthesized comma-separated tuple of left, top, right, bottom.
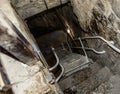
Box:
(56, 50, 90, 77)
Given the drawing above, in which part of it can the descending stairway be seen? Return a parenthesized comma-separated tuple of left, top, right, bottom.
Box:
(48, 45, 92, 83)
(59, 62, 112, 94)
(56, 49, 90, 78)
(49, 36, 106, 82)
(54, 36, 120, 94)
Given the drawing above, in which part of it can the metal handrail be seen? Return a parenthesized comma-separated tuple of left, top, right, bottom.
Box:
(61, 43, 66, 50)
(71, 47, 106, 54)
(62, 37, 106, 54)
(49, 47, 60, 71)
(66, 41, 72, 52)
(32, 44, 49, 68)
(78, 37, 89, 62)
(49, 47, 64, 82)
(56, 64, 64, 82)
(81, 36, 120, 54)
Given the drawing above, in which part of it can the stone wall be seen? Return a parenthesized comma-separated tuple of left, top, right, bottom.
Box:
(69, 1, 120, 93)
(71, 0, 120, 72)
(71, 0, 120, 43)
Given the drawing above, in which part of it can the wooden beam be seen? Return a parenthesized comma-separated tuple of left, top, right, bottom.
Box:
(11, 0, 69, 19)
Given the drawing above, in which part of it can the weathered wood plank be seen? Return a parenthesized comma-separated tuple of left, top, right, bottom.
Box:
(0, 30, 37, 64)
(11, 0, 69, 19)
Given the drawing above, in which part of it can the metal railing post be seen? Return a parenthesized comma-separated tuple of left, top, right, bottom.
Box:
(78, 37, 89, 62)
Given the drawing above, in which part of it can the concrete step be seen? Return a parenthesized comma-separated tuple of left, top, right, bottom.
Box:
(59, 62, 103, 91)
(56, 49, 112, 94)
(75, 67, 112, 94)
(59, 66, 112, 94)
(60, 54, 89, 77)
(56, 49, 90, 77)
(91, 74, 120, 94)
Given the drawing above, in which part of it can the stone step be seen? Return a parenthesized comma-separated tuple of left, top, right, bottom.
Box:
(56, 49, 72, 59)
(56, 49, 112, 94)
(59, 66, 112, 94)
(56, 49, 90, 77)
(91, 74, 120, 94)
(75, 67, 112, 94)
(58, 62, 102, 90)
(59, 68, 91, 91)
(89, 62, 103, 75)
(60, 54, 89, 77)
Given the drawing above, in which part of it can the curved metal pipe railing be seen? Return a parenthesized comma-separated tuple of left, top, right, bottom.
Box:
(49, 47, 60, 71)
(81, 36, 120, 54)
(71, 47, 106, 54)
(49, 47, 64, 82)
(56, 64, 64, 82)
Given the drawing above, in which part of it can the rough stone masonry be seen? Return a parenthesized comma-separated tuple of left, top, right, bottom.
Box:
(70, 0, 120, 93)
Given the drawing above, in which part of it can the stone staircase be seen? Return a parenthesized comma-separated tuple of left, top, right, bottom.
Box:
(43, 44, 115, 94)
(34, 30, 117, 93)
(59, 62, 112, 94)
(54, 49, 113, 94)
(56, 49, 90, 78)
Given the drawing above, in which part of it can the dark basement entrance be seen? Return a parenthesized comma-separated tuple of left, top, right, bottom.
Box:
(26, 4, 105, 93)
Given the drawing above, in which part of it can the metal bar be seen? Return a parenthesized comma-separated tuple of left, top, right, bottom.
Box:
(49, 47, 60, 71)
(81, 36, 120, 54)
(78, 37, 89, 62)
(64, 62, 89, 77)
(61, 43, 66, 50)
(32, 44, 49, 68)
(49, 47, 64, 82)
(56, 64, 64, 82)
(71, 47, 106, 54)
(66, 41, 72, 52)
(43, 0, 48, 10)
